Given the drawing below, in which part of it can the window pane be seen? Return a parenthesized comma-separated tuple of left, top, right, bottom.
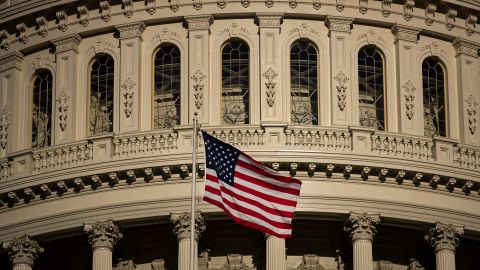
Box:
(358, 46, 385, 130)
(32, 69, 53, 148)
(422, 57, 446, 137)
(153, 44, 181, 129)
(89, 54, 114, 136)
(290, 40, 318, 125)
(222, 40, 249, 125)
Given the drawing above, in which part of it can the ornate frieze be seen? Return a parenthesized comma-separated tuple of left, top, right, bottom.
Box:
(290, 23, 320, 39)
(334, 71, 349, 111)
(170, 212, 205, 241)
(16, 23, 28, 44)
(51, 33, 82, 54)
(0, 108, 10, 150)
(88, 39, 116, 54)
(325, 16, 354, 33)
(170, 0, 179, 12)
(100, 1, 112, 22)
(465, 95, 478, 134)
(3, 235, 43, 267)
(465, 15, 477, 36)
(122, 0, 134, 18)
(391, 24, 420, 43)
(146, 0, 156, 14)
(445, 9, 457, 31)
(403, 0, 414, 21)
(56, 90, 70, 132)
(191, 69, 206, 110)
(263, 67, 278, 107)
(344, 212, 380, 242)
(241, 0, 250, 8)
(356, 29, 386, 46)
(0, 30, 9, 51)
(425, 3, 436, 26)
(193, 0, 202, 10)
(421, 41, 447, 59)
(184, 15, 214, 30)
(402, 80, 415, 120)
(255, 13, 284, 27)
(84, 220, 123, 250)
(425, 222, 464, 252)
(77, 6, 89, 27)
(452, 38, 480, 58)
(121, 77, 136, 118)
(382, 0, 392, 17)
(116, 21, 146, 39)
(152, 28, 180, 44)
(56, 11, 68, 32)
(359, 0, 368, 14)
(36, 16, 48, 38)
(222, 254, 248, 270)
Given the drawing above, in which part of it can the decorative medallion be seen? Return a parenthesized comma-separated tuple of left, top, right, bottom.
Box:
(0, 108, 10, 150)
(402, 80, 416, 120)
(263, 67, 278, 107)
(121, 77, 136, 118)
(56, 90, 70, 132)
(334, 71, 349, 111)
(465, 95, 478, 134)
(191, 69, 206, 110)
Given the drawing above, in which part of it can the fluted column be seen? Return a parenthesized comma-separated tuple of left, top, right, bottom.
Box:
(3, 235, 43, 270)
(84, 220, 123, 270)
(265, 234, 286, 270)
(171, 212, 206, 270)
(425, 222, 464, 270)
(344, 212, 380, 270)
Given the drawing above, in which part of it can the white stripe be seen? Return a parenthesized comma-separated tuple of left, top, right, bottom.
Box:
(237, 155, 301, 190)
(206, 169, 296, 212)
(238, 154, 283, 176)
(234, 177, 299, 202)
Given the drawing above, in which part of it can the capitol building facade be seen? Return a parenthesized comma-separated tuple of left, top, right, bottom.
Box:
(0, 0, 479, 269)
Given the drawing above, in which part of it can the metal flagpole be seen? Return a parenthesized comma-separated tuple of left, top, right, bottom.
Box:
(190, 112, 198, 270)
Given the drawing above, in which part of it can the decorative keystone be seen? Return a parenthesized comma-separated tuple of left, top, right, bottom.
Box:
(170, 212, 205, 241)
(396, 170, 405, 184)
(343, 165, 352, 178)
(84, 220, 122, 250)
(344, 212, 380, 242)
(3, 235, 43, 267)
(326, 164, 334, 177)
(425, 222, 464, 252)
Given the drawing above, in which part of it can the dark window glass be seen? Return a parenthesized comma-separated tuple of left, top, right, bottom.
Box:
(32, 69, 53, 148)
(89, 54, 114, 136)
(153, 44, 181, 128)
(358, 46, 385, 130)
(422, 57, 446, 136)
(290, 40, 318, 125)
(221, 40, 249, 125)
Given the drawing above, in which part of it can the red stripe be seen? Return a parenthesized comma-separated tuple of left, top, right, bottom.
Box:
(238, 155, 302, 185)
(234, 169, 301, 196)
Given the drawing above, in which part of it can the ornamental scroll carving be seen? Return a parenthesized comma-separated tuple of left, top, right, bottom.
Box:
(170, 0, 179, 12)
(0, 30, 9, 51)
(170, 212, 205, 241)
(265, 0, 274, 8)
(313, 0, 321, 10)
(0, 108, 10, 150)
(334, 71, 348, 111)
(466, 15, 477, 36)
(344, 212, 380, 242)
(16, 23, 28, 44)
(425, 222, 464, 252)
(122, 0, 133, 18)
(100, 1, 112, 22)
(402, 80, 416, 120)
(221, 254, 248, 270)
(403, 0, 414, 21)
(151, 28, 180, 44)
(78, 5, 89, 27)
(84, 220, 123, 249)
(146, 0, 156, 14)
(121, 77, 136, 118)
(359, 0, 368, 14)
(56, 11, 68, 32)
(57, 90, 70, 132)
(446, 9, 457, 31)
(289, 23, 320, 39)
(36, 17, 48, 38)
(88, 39, 115, 54)
(191, 70, 206, 110)
(466, 95, 478, 134)
(425, 3, 436, 26)
(263, 67, 278, 107)
(193, 0, 202, 10)
(3, 235, 44, 267)
(382, 0, 392, 17)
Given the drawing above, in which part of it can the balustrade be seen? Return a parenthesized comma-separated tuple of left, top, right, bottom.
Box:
(32, 141, 93, 173)
(370, 132, 433, 161)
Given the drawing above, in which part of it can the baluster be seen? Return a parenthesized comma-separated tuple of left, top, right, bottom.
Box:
(112, 138, 120, 156)
(285, 129, 292, 146)
(145, 136, 152, 152)
(33, 154, 41, 172)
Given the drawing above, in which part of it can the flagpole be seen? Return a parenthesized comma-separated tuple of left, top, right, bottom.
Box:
(190, 112, 198, 270)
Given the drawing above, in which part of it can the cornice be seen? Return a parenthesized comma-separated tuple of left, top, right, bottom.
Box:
(391, 24, 421, 43)
(255, 12, 284, 27)
(325, 16, 354, 33)
(0, 51, 23, 73)
(184, 14, 214, 30)
(452, 37, 480, 57)
(51, 33, 81, 54)
(115, 21, 146, 40)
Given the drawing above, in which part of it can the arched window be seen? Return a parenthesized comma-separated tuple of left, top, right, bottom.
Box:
(89, 54, 114, 136)
(153, 44, 181, 129)
(422, 57, 446, 137)
(358, 46, 385, 130)
(290, 40, 318, 125)
(221, 39, 249, 125)
(32, 69, 53, 148)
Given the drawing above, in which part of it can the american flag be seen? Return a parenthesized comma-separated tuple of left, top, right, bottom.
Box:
(202, 131, 302, 238)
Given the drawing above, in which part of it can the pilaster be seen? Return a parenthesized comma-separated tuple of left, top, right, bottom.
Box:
(325, 16, 354, 127)
(391, 24, 422, 136)
(171, 212, 206, 270)
(265, 234, 286, 270)
(0, 51, 24, 156)
(425, 222, 464, 270)
(115, 21, 145, 133)
(3, 235, 44, 270)
(344, 212, 380, 270)
(452, 38, 480, 146)
(84, 220, 123, 270)
(255, 13, 283, 122)
(185, 15, 213, 124)
(51, 33, 81, 144)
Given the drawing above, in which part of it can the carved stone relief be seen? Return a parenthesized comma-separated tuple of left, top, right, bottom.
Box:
(465, 95, 478, 134)
(121, 77, 136, 118)
(170, 0, 179, 12)
(402, 80, 415, 120)
(336, 0, 345, 12)
(344, 212, 380, 242)
(425, 222, 464, 251)
(425, 3, 436, 26)
(297, 254, 325, 270)
(241, 0, 250, 8)
(151, 28, 180, 44)
(359, 0, 368, 14)
(146, 0, 156, 14)
(466, 15, 477, 36)
(3, 235, 44, 267)
(263, 67, 278, 107)
(16, 23, 28, 44)
(218, 0, 226, 8)
(334, 71, 348, 111)
(36, 16, 48, 38)
(193, 0, 202, 10)
(100, 1, 112, 22)
(421, 41, 447, 59)
(445, 9, 457, 31)
(191, 69, 206, 110)
(56, 11, 68, 32)
(219, 22, 250, 38)
(170, 212, 206, 241)
(221, 254, 248, 270)
(78, 5, 89, 27)
(122, 0, 133, 18)
(356, 29, 386, 47)
(265, 0, 274, 8)
(0, 30, 9, 51)
(88, 39, 116, 54)
(290, 0, 297, 9)
(407, 258, 424, 270)
(0, 108, 10, 150)
(84, 220, 123, 249)
(313, 0, 321, 10)
(290, 23, 320, 39)
(403, 0, 414, 21)
(56, 90, 70, 132)
(382, 0, 392, 17)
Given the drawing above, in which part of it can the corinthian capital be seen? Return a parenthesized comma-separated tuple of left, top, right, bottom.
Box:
(170, 212, 206, 241)
(425, 222, 464, 252)
(3, 235, 44, 267)
(84, 220, 123, 250)
(344, 212, 380, 242)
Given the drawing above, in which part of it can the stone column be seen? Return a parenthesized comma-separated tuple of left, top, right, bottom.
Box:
(452, 38, 480, 146)
(255, 13, 283, 122)
(184, 15, 213, 124)
(115, 21, 145, 133)
(171, 212, 206, 270)
(391, 24, 422, 136)
(0, 51, 24, 156)
(51, 34, 81, 144)
(84, 220, 123, 270)
(344, 212, 380, 270)
(325, 16, 354, 127)
(265, 234, 286, 270)
(3, 235, 43, 270)
(425, 222, 464, 270)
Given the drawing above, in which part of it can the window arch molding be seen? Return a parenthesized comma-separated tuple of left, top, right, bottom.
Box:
(212, 30, 258, 124)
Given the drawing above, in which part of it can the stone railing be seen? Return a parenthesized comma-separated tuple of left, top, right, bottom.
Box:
(112, 129, 178, 160)
(0, 158, 12, 180)
(370, 132, 434, 161)
(285, 126, 351, 151)
(32, 141, 93, 173)
(453, 143, 480, 170)
(204, 125, 265, 147)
